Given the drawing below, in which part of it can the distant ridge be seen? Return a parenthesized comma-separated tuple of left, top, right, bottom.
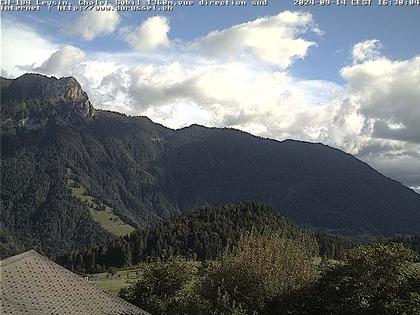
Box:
(1, 73, 420, 257)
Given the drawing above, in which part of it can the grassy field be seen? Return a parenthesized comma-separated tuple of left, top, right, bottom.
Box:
(93, 278, 132, 295)
(65, 168, 135, 237)
(91, 268, 143, 295)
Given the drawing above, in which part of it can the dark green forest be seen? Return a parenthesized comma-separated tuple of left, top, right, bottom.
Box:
(56, 203, 356, 273)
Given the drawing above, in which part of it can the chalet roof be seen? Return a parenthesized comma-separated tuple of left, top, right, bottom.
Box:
(0, 250, 149, 315)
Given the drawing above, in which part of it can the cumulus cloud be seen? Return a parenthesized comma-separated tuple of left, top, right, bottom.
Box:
(93, 69, 134, 113)
(127, 61, 343, 141)
(341, 56, 420, 144)
(35, 46, 86, 76)
(1, 18, 57, 77)
(351, 39, 382, 63)
(331, 40, 420, 190)
(67, 10, 120, 41)
(192, 11, 320, 68)
(124, 16, 170, 52)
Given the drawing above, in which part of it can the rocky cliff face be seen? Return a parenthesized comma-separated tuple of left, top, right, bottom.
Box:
(1, 73, 94, 132)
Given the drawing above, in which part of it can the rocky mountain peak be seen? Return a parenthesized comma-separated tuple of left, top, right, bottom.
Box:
(1, 73, 95, 132)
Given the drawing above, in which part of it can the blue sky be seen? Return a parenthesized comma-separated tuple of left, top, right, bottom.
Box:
(7, 2, 420, 82)
(1, 1, 420, 192)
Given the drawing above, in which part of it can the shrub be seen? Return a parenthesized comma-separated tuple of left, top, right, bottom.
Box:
(119, 257, 199, 314)
(309, 243, 420, 315)
(201, 231, 318, 314)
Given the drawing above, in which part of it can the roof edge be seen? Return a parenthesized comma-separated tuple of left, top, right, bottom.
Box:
(0, 249, 41, 267)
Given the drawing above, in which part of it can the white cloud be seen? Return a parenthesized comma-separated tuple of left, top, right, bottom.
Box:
(191, 11, 319, 68)
(1, 18, 57, 77)
(330, 40, 420, 190)
(351, 39, 382, 63)
(67, 10, 120, 41)
(35, 46, 86, 76)
(127, 61, 343, 143)
(124, 16, 170, 52)
(341, 55, 420, 144)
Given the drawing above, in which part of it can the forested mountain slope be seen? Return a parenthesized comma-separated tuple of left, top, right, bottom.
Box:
(1, 73, 419, 257)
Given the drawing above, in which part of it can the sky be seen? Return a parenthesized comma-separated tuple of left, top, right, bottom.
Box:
(1, 1, 419, 193)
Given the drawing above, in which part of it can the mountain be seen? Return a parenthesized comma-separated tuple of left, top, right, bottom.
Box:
(1, 73, 420, 257)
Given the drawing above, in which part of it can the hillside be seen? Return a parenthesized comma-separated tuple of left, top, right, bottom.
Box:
(1, 73, 420, 257)
(56, 203, 355, 273)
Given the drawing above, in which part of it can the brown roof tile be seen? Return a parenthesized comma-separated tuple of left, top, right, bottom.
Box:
(0, 250, 149, 315)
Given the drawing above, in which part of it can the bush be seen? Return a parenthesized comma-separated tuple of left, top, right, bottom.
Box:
(201, 231, 318, 314)
(119, 257, 200, 314)
(309, 243, 420, 315)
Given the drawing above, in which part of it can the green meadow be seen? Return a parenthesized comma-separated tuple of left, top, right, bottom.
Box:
(65, 168, 135, 237)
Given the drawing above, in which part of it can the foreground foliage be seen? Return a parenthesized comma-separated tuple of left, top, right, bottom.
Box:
(307, 243, 420, 315)
(120, 257, 199, 314)
(121, 230, 318, 314)
(201, 232, 318, 314)
(120, 237, 420, 315)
